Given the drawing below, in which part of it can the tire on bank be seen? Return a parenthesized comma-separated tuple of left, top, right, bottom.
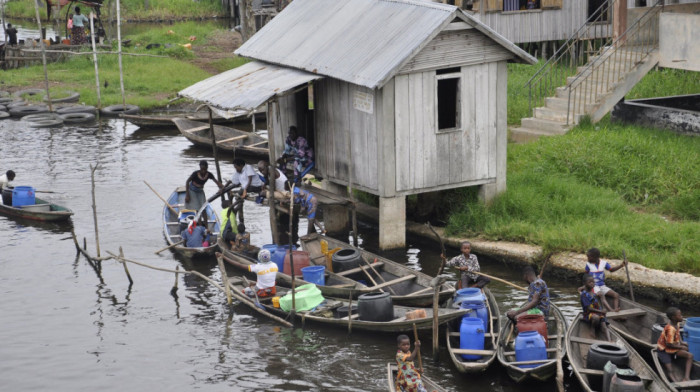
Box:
(57, 105, 97, 115)
(101, 104, 140, 117)
(27, 118, 64, 128)
(0, 111, 10, 119)
(22, 113, 62, 122)
(13, 88, 45, 99)
(60, 112, 95, 124)
(44, 91, 80, 103)
(9, 105, 49, 117)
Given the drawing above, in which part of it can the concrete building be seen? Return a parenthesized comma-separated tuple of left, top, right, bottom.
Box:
(180, 0, 536, 249)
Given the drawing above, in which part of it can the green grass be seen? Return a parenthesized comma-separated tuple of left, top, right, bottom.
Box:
(2, 0, 224, 20)
(209, 56, 249, 73)
(446, 121, 700, 274)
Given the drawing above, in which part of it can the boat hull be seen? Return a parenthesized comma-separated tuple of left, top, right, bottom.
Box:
(162, 187, 220, 258)
(0, 197, 73, 222)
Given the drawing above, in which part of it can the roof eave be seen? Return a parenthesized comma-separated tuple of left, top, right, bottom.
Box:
(455, 10, 537, 65)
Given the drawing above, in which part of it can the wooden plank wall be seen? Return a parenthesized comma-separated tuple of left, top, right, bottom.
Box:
(393, 61, 504, 194)
(314, 78, 379, 193)
(269, 93, 298, 162)
(399, 29, 514, 75)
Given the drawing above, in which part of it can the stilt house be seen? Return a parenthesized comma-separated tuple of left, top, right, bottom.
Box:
(180, 0, 536, 249)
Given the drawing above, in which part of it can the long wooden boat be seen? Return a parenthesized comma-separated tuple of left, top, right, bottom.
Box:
(227, 278, 467, 333)
(650, 348, 700, 392)
(163, 187, 220, 258)
(566, 312, 668, 392)
(218, 237, 370, 296)
(387, 363, 447, 392)
(446, 288, 501, 374)
(172, 118, 269, 159)
(0, 197, 73, 221)
(300, 234, 455, 307)
(496, 304, 568, 383)
(119, 112, 238, 128)
(607, 296, 667, 353)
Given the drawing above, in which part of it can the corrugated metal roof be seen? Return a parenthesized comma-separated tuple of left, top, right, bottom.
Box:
(236, 0, 457, 89)
(178, 60, 323, 116)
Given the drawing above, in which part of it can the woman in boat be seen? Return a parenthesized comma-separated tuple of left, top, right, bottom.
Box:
(185, 160, 224, 211)
(657, 307, 694, 382)
(580, 275, 611, 341)
(395, 335, 427, 392)
(440, 241, 490, 289)
(70, 7, 89, 45)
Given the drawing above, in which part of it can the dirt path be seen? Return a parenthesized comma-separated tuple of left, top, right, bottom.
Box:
(192, 30, 243, 74)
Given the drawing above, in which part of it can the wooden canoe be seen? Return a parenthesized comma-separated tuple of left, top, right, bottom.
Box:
(387, 363, 447, 392)
(496, 304, 568, 383)
(119, 112, 241, 128)
(607, 296, 667, 353)
(446, 288, 501, 374)
(163, 187, 220, 258)
(172, 118, 269, 159)
(218, 237, 370, 296)
(0, 196, 73, 221)
(227, 278, 467, 333)
(567, 312, 668, 392)
(650, 348, 700, 392)
(300, 234, 455, 307)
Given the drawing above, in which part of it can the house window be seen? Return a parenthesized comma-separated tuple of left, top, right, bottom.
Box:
(436, 68, 461, 132)
(503, 0, 540, 11)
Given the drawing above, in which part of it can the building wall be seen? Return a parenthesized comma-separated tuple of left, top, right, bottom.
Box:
(393, 61, 508, 195)
(659, 12, 700, 72)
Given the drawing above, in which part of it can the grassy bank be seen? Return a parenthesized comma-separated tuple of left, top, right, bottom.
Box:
(2, 0, 225, 21)
(1, 22, 233, 109)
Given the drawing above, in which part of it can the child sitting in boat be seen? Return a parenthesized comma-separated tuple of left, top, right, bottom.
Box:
(395, 335, 426, 392)
(580, 247, 627, 312)
(657, 307, 694, 382)
(180, 213, 210, 248)
(243, 249, 278, 298)
(580, 275, 611, 341)
(231, 223, 254, 254)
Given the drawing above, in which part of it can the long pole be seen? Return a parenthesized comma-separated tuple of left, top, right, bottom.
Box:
(267, 101, 279, 244)
(90, 164, 101, 257)
(115, 0, 126, 108)
(432, 280, 440, 362)
(143, 180, 178, 215)
(289, 183, 296, 314)
(346, 130, 358, 246)
(471, 270, 527, 292)
(89, 13, 101, 110)
(32, 0, 53, 112)
(413, 323, 423, 373)
(622, 250, 635, 302)
(208, 108, 224, 203)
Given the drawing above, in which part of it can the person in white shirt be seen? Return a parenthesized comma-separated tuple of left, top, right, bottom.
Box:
(227, 158, 264, 199)
(257, 160, 288, 199)
(1, 170, 16, 205)
(244, 249, 278, 298)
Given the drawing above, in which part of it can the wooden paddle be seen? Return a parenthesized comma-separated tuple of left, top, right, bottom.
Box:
(144, 180, 178, 215)
(426, 223, 447, 276)
(154, 240, 184, 254)
(413, 323, 423, 374)
(622, 250, 635, 302)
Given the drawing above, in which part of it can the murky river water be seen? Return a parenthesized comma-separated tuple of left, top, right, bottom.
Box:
(0, 117, 683, 391)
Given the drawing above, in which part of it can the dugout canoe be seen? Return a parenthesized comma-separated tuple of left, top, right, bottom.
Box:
(496, 304, 568, 383)
(300, 234, 455, 307)
(163, 187, 221, 258)
(567, 312, 668, 392)
(227, 278, 467, 333)
(0, 196, 73, 222)
(650, 348, 700, 392)
(119, 112, 240, 128)
(387, 363, 447, 392)
(172, 118, 269, 159)
(446, 288, 501, 374)
(606, 296, 668, 353)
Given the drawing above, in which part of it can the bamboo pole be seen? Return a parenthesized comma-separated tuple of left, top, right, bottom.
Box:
(217, 254, 233, 305)
(119, 246, 134, 285)
(115, 0, 126, 108)
(413, 323, 423, 373)
(347, 291, 353, 334)
(32, 0, 53, 112)
(208, 107, 224, 204)
(171, 265, 179, 296)
(432, 278, 440, 362)
(267, 101, 279, 244)
(143, 180, 178, 215)
(345, 130, 358, 246)
(20, 49, 168, 58)
(555, 314, 564, 392)
(90, 164, 101, 257)
(623, 250, 635, 302)
(89, 13, 102, 109)
(289, 183, 296, 314)
(471, 271, 527, 292)
(155, 240, 184, 255)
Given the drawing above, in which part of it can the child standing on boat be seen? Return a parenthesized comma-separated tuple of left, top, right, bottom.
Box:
(395, 335, 426, 392)
(657, 307, 694, 382)
(580, 275, 611, 341)
(244, 249, 278, 298)
(582, 247, 627, 312)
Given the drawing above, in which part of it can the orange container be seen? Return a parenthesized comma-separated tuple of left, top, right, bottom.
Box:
(283, 250, 311, 276)
(405, 309, 427, 320)
(517, 313, 548, 343)
(271, 297, 280, 308)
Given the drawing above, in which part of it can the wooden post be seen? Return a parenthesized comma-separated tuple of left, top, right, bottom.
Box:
(115, 0, 126, 108)
(89, 14, 101, 110)
(267, 101, 279, 244)
(171, 265, 179, 296)
(208, 107, 225, 203)
(613, 0, 627, 43)
(432, 279, 440, 362)
(347, 291, 353, 334)
(119, 246, 134, 285)
(345, 131, 358, 246)
(413, 323, 424, 373)
(217, 253, 233, 305)
(90, 164, 101, 257)
(289, 184, 296, 313)
(32, 0, 53, 112)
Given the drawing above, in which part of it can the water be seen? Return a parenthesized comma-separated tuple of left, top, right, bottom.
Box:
(0, 117, 681, 391)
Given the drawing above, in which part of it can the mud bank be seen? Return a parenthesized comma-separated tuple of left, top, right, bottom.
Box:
(355, 203, 700, 307)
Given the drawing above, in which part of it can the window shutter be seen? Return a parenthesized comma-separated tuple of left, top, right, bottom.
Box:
(485, 0, 504, 12)
(541, 0, 562, 9)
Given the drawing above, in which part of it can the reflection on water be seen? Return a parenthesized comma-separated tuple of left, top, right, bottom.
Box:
(0, 117, 682, 391)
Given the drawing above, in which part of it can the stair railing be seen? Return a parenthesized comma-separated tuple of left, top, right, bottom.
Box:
(525, 0, 616, 117)
(566, 0, 663, 124)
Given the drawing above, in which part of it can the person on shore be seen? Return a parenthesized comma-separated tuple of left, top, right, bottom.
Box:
(581, 247, 627, 312)
(507, 266, 550, 320)
(581, 275, 611, 341)
(0, 170, 15, 191)
(395, 334, 427, 392)
(70, 7, 89, 45)
(440, 241, 490, 289)
(185, 160, 224, 211)
(657, 307, 694, 382)
(277, 126, 314, 182)
(257, 160, 288, 200)
(5, 24, 18, 46)
(244, 249, 278, 298)
(220, 199, 237, 247)
(180, 213, 210, 248)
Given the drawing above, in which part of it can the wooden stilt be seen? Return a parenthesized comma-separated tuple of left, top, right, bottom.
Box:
(90, 164, 101, 257)
(116, 0, 126, 108)
(89, 14, 101, 110)
(267, 100, 279, 244)
(31, 0, 52, 112)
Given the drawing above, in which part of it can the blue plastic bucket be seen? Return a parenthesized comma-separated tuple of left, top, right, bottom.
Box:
(459, 317, 485, 360)
(454, 288, 484, 307)
(515, 330, 547, 368)
(687, 335, 700, 360)
(461, 300, 489, 333)
(301, 265, 325, 286)
(684, 317, 700, 338)
(12, 186, 35, 207)
(272, 244, 296, 272)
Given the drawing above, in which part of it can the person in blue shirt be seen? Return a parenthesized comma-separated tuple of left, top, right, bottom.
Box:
(180, 214, 210, 248)
(507, 266, 550, 320)
(581, 275, 611, 341)
(291, 187, 318, 236)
